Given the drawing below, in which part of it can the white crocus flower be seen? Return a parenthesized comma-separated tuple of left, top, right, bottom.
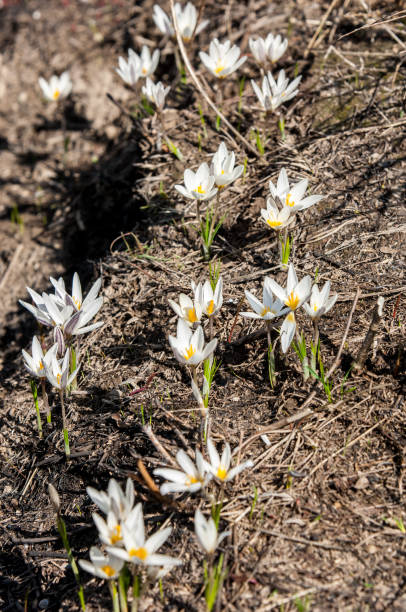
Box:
(204, 437, 253, 483)
(269, 168, 324, 212)
(142, 78, 170, 112)
(154, 449, 210, 495)
(19, 287, 73, 328)
(194, 509, 230, 555)
(303, 281, 338, 320)
(153, 3, 208, 41)
(38, 71, 72, 102)
(267, 263, 312, 313)
(115, 49, 141, 85)
(107, 503, 182, 568)
(79, 546, 124, 580)
(93, 510, 125, 548)
(200, 278, 223, 317)
(22, 337, 58, 379)
(280, 311, 297, 353)
(199, 38, 246, 79)
(175, 163, 218, 202)
(261, 197, 293, 231)
(134, 45, 160, 78)
(269, 167, 290, 200)
(211, 142, 244, 189)
(249, 33, 288, 65)
(251, 69, 301, 112)
(43, 348, 80, 391)
(241, 280, 289, 321)
(168, 288, 203, 327)
(50, 272, 103, 315)
(87, 478, 135, 521)
(169, 319, 217, 366)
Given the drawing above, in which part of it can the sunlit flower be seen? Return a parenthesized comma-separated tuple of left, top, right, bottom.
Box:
(175, 163, 218, 202)
(200, 278, 223, 317)
(19, 287, 73, 328)
(142, 78, 170, 112)
(211, 142, 244, 189)
(39, 72, 72, 102)
(133, 45, 160, 78)
(241, 280, 289, 321)
(154, 448, 210, 495)
(153, 2, 208, 41)
(169, 319, 217, 366)
(43, 348, 80, 391)
(79, 546, 124, 580)
(93, 510, 125, 548)
(260, 197, 293, 231)
(199, 39, 246, 79)
(42, 293, 103, 338)
(267, 263, 311, 313)
(251, 69, 301, 112)
(268, 167, 290, 201)
(280, 311, 297, 353)
(22, 336, 58, 379)
(204, 437, 253, 483)
(249, 34, 288, 65)
(168, 287, 203, 327)
(87, 478, 135, 522)
(303, 281, 338, 320)
(50, 272, 103, 315)
(194, 509, 230, 555)
(115, 49, 141, 85)
(107, 503, 182, 568)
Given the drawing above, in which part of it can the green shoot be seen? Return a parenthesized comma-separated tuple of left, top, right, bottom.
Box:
(159, 181, 168, 199)
(30, 380, 43, 439)
(204, 554, 227, 612)
(278, 117, 285, 141)
(279, 233, 291, 267)
(48, 485, 86, 611)
(10, 204, 24, 232)
(208, 260, 221, 291)
(267, 343, 276, 388)
(203, 356, 220, 409)
(200, 205, 225, 259)
(294, 595, 311, 612)
(340, 366, 355, 398)
(216, 114, 221, 131)
(309, 349, 333, 402)
(314, 266, 319, 282)
(242, 157, 248, 182)
(140, 96, 155, 116)
(255, 129, 265, 155)
(249, 486, 258, 520)
(211, 500, 223, 529)
(294, 61, 300, 78)
(165, 138, 183, 161)
(292, 331, 309, 380)
(197, 103, 207, 138)
(309, 338, 319, 379)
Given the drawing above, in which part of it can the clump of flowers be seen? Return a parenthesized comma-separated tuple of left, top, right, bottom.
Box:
(249, 33, 288, 67)
(153, 2, 208, 42)
(251, 69, 301, 113)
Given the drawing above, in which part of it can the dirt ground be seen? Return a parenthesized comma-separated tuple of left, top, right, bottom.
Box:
(0, 0, 405, 610)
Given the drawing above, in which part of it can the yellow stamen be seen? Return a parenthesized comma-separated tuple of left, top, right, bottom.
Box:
(102, 565, 116, 577)
(129, 547, 148, 561)
(206, 300, 215, 316)
(285, 291, 299, 310)
(73, 296, 82, 310)
(195, 184, 205, 195)
(313, 304, 318, 312)
(53, 90, 60, 100)
(261, 306, 270, 317)
(185, 475, 198, 486)
(39, 362, 44, 370)
(187, 308, 198, 323)
(215, 63, 225, 76)
(111, 525, 122, 545)
(142, 67, 147, 75)
(221, 169, 225, 175)
(56, 373, 61, 385)
(267, 219, 282, 228)
(286, 193, 295, 207)
(216, 465, 228, 480)
(183, 345, 196, 360)
(287, 311, 296, 323)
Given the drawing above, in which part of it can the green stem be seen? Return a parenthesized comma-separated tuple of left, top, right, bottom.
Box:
(118, 571, 128, 612)
(131, 574, 140, 612)
(311, 320, 320, 376)
(30, 380, 43, 439)
(41, 377, 51, 423)
(59, 390, 70, 459)
(70, 345, 77, 391)
(109, 581, 121, 612)
(56, 513, 85, 610)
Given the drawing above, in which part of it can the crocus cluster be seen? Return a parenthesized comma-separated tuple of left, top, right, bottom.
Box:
(80, 478, 181, 580)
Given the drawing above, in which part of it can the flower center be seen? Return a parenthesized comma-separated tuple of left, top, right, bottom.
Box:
(39, 361, 44, 370)
(183, 345, 196, 360)
(102, 565, 116, 577)
(286, 291, 300, 310)
(185, 475, 198, 486)
(111, 525, 122, 544)
(261, 306, 270, 317)
(194, 184, 206, 195)
(187, 307, 198, 323)
(206, 300, 215, 316)
(313, 304, 318, 312)
(129, 547, 148, 561)
(267, 219, 282, 228)
(56, 373, 61, 385)
(286, 193, 295, 207)
(53, 89, 60, 100)
(73, 296, 82, 310)
(215, 62, 225, 76)
(216, 465, 228, 480)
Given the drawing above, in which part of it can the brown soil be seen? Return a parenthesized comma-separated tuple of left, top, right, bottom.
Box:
(0, 0, 405, 610)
